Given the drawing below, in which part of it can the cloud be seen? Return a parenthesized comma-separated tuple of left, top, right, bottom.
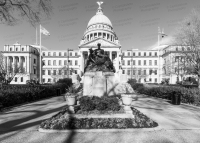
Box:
(147, 35, 175, 50)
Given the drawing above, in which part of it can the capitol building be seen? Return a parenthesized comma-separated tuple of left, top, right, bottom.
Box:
(2, 4, 190, 84)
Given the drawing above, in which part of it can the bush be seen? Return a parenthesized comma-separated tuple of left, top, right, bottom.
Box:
(57, 78, 72, 87)
(79, 96, 120, 112)
(0, 83, 69, 110)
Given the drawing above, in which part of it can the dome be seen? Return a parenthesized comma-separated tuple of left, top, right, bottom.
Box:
(87, 7, 112, 28)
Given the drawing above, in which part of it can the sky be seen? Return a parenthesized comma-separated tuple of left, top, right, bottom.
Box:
(0, 0, 200, 51)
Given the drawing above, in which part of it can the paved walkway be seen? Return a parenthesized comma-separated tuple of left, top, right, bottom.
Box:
(0, 94, 200, 143)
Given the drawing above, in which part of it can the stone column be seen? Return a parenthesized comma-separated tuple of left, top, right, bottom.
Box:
(116, 51, 119, 72)
(110, 51, 112, 60)
(12, 56, 15, 73)
(18, 56, 21, 73)
(25, 56, 27, 73)
(7, 56, 9, 73)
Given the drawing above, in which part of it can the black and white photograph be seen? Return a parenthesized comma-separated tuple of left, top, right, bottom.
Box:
(0, 0, 200, 142)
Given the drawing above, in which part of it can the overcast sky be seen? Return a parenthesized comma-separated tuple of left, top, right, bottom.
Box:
(0, 0, 200, 51)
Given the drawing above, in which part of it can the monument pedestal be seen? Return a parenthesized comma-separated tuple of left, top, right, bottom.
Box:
(83, 71, 117, 97)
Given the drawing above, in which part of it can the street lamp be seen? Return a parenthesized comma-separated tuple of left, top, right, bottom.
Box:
(67, 48, 73, 78)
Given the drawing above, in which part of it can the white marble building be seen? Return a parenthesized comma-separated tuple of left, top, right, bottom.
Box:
(2, 4, 186, 84)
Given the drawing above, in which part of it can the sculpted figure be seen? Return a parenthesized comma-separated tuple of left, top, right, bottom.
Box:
(84, 43, 115, 73)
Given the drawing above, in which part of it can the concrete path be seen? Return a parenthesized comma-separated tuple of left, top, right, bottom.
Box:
(0, 94, 200, 143)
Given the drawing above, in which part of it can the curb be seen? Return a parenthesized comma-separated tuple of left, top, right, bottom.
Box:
(38, 125, 162, 133)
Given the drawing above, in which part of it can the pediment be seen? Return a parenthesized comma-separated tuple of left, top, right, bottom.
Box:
(79, 38, 120, 48)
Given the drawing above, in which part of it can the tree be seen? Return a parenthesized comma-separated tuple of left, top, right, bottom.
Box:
(0, 52, 26, 84)
(173, 9, 200, 88)
(0, 0, 52, 26)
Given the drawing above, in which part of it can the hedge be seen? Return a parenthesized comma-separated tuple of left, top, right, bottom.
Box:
(0, 83, 70, 110)
(128, 81, 200, 106)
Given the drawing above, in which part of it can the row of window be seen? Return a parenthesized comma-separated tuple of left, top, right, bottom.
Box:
(43, 52, 78, 57)
(123, 52, 157, 57)
(123, 69, 157, 75)
(122, 60, 157, 66)
(44, 60, 78, 66)
(42, 69, 77, 75)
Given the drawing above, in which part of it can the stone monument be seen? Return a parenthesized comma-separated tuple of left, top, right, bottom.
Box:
(83, 43, 117, 97)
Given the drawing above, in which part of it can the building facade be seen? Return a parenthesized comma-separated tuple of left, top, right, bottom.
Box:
(2, 4, 188, 84)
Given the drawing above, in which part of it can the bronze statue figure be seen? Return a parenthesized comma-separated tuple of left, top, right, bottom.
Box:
(84, 43, 115, 73)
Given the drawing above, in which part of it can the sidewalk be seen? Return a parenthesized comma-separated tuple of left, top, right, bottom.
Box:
(0, 94, 200, 143)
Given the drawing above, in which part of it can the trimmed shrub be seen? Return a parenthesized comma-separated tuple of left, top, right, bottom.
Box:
(128, 82, 200, 106)
(0, 83, 69, 110)
(79, 96, 120, 112)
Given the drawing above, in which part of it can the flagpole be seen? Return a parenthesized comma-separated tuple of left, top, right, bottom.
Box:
(158, 27, 160, 83)
(40, 24, 42, 84)
(36, 26, 37, 45)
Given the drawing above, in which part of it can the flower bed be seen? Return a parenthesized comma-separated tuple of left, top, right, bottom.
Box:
(0, 83, 69, 110)
(39, 106, 158, 130)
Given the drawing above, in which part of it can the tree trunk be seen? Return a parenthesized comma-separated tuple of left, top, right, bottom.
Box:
(198, 75, 200, 89)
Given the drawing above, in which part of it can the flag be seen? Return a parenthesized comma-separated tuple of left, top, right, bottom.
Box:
(40, 25, 50, 36)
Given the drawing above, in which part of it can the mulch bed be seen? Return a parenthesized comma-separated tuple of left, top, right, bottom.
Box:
(39, 106, 158, 130)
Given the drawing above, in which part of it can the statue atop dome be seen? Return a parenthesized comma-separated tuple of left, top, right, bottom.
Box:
(84, 43, 115, 73)
(97, 1, 103, 9)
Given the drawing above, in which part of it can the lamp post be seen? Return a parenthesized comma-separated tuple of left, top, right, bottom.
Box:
(67, 48, 73, 78)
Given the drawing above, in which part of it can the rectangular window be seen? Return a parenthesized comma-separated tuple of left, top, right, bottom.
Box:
(138, 52, 141, 56)
(74, 70, 77, 74)
(133, 60, 135, 65)
(138, 70, 141, 75)
(64, 70, 67, 75)
(48, 52, 51, 56)
(138, 60, 141, 65)
(59, 52, 61, 56)
(144, 52, 146, 56)
(48, 60, 51, 65)
(144, 70, 146, 75)
(155, 70, 157, 75)
(127, 70, 130, 75)
(48, 78, 51, 82)
(53, 70, 56, 75)
(149, 60, 152, 65)
(34, 59, 36, 64)
(64, 60, 67, 65)
(70, 52, 72, 56)
(128, 60, 130, 65)
(122, 70, 125, 74)
(128, 52, 130, 56)
(34, 69, 36, 74)
(64, 52, 67, 56)
(21, 77, 23, 82)
(70, 60, 72, 65)
(59, 70, 62, 75)
(48, 70, 51, 75)
(42, 70, 45, 75)
(144, 60, 146, 65)
(149, 69, 152, 75)
(59, 60, 62, 66)
(149, 78, 152, 82)
(15, 77, 17, 82)
(155, 52, 157, 56)
(155, 78, 157, 83)
(75, 60, 78, 65)
(154, 60, 157, 65)
(133, 70, 135, 75)
(149, 52, 152, 56)
(53, 60, 56, 66)
(43, 79, 45, 83)
(132, 52, 135, 56)
(75, 52, 78, 56)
